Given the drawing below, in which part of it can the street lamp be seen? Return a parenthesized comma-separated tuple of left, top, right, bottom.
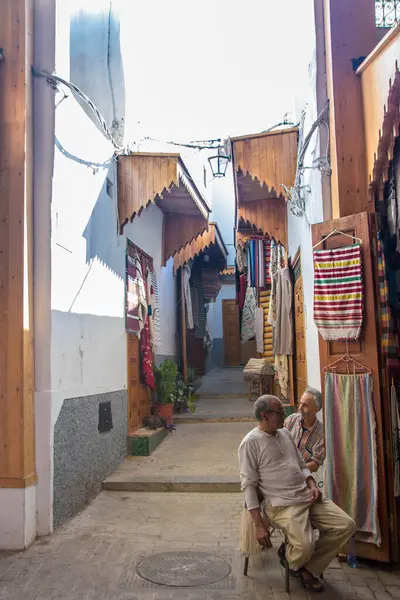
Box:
(208, 148, 230, 178)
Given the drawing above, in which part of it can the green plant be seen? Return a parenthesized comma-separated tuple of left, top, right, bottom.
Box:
(187, 365, 197, 384)
(171, 378, 197, 414)
(153, 359, 179, 405)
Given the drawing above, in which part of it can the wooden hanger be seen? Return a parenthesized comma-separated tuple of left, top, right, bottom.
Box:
(323, 340, 371, 375)
(313, 228, 362, 250)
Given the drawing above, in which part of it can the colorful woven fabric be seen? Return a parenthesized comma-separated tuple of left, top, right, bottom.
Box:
(325, 372, 381, 546)
(313, 244, 363, 341)
(377, 233, 398, 355)
(241, 287, 257, 342)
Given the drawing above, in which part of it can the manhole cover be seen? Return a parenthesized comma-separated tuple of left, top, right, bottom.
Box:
(136, 551, 231, 587)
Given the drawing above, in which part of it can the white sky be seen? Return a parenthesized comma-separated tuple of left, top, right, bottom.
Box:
(119, 0, 315, 147)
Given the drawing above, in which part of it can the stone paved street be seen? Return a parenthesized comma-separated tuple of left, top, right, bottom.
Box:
(1, 491, 400, 599)
(1, 390, 400, 599)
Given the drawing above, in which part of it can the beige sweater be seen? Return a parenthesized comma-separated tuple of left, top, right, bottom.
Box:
(238, 427, 313, 510)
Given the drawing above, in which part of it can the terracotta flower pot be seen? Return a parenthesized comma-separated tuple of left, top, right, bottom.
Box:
(159, 404, 174, 423)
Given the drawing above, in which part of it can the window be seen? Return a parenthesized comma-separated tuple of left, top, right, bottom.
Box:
(106, 177, 113, 198)
(375, 1, 400, 27)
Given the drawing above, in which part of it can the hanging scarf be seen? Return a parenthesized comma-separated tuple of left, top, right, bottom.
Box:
(241, 287, 257, 342)
(391, 381, 400, 498)
(377, 232, 398, 355)
(313, 244, 363, 341)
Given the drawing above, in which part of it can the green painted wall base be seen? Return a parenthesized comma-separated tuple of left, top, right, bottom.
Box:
(127, 427, 168, 456)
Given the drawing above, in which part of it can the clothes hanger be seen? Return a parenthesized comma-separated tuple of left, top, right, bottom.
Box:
(313, 228, 362, 250)
(323, 342, 371, 375)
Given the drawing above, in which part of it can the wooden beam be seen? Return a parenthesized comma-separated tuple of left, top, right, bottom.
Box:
(0, 0, 36, 488)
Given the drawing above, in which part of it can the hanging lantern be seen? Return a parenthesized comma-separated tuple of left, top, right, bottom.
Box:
(208, 148, 230, 178)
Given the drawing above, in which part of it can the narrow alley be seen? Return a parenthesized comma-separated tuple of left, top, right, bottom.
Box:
(1, 0, 400, 598)
(1, 370, 400, 599)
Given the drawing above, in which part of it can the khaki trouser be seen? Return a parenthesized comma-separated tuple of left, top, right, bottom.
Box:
(266, 498, 356, 576)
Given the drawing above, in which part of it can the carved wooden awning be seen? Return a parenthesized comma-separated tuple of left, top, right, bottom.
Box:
(118, 153, 211, 264)
(231, 127, 298, 248)
(173, 223, 228, 274)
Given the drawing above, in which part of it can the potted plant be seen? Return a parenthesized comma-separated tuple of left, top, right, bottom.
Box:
(153, 359, 178, 422)
(171, 378, 197, 414)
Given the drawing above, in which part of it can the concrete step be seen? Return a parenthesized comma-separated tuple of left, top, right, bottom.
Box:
(174, 416, 256, 424)
(102, 476, 240, 493)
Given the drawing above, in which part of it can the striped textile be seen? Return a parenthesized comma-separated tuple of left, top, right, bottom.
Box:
(313, 244, 363, 341)
(325, 372, 381, 547)
(377, 233, 398, 356)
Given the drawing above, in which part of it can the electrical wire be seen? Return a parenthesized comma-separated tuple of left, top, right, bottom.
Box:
(32, 66, 124, 152)
(282, 103, 331, 219)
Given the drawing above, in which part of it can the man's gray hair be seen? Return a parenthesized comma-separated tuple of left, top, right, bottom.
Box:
(305, 387, 322, 411)
(253, 395, 281, 421)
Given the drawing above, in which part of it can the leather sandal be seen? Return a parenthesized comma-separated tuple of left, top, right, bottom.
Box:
(297, 568, 324, 593)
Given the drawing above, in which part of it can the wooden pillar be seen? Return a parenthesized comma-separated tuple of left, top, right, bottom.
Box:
(0, 1, 36, 492)
(180, 268, 188, 382)
(322, 0, 379, 218)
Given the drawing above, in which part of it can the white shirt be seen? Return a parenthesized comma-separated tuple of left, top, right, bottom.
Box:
(238, 427, 313, 510)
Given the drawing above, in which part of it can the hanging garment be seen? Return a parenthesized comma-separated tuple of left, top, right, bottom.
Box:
(236, 243, 245, 273)
(255, 307, 264, 354)
(273, 267, 293, 355)
(267, 240, 279, 326)
(313, 244, 363, 341)
(241, 287, 257, 342)
(377, 232, 398, 356)
(238, 274, 247, 310)
(391, 381, 400, 498)
(139, 313, 155, 389)
(324, 372, 381, 546)
(235, 260, 241, 304)
(146, 270, 156, 350)
(275, 354, 289, 399)
(149, 270, 161, 348)
(126, 252, 147, 337)
(183, 265, 194, 329)
(257, 239, 265, 288)
(268, 270, 278, 327)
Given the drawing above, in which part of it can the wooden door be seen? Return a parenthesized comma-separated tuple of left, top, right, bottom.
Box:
(222, 299, 241, 366)
(293, 255, 307, 400)
(127, 333, 151, 433)
(312, 212, 390, 562)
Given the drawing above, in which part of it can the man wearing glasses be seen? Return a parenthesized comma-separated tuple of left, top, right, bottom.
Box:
(284, 387, 325, 474)
(238, 395, 355, 593)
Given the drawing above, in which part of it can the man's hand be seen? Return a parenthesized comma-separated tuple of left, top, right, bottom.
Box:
(306, 476, 322, 503)
(255, 523, 271, 548)
(249, 507, 271, 548)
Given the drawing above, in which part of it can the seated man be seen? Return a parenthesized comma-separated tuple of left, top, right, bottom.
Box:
(284, 387, 325, 473)
(238, 395, 356, 593)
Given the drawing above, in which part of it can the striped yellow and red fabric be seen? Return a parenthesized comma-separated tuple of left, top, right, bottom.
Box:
(325, 372, 381, 546)
(313, 244, 363, 341)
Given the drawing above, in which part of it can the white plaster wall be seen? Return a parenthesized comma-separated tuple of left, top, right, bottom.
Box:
(33, 0, 130, 537)
(210, 162, 236, 265)
(287, 0, 325, 392)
